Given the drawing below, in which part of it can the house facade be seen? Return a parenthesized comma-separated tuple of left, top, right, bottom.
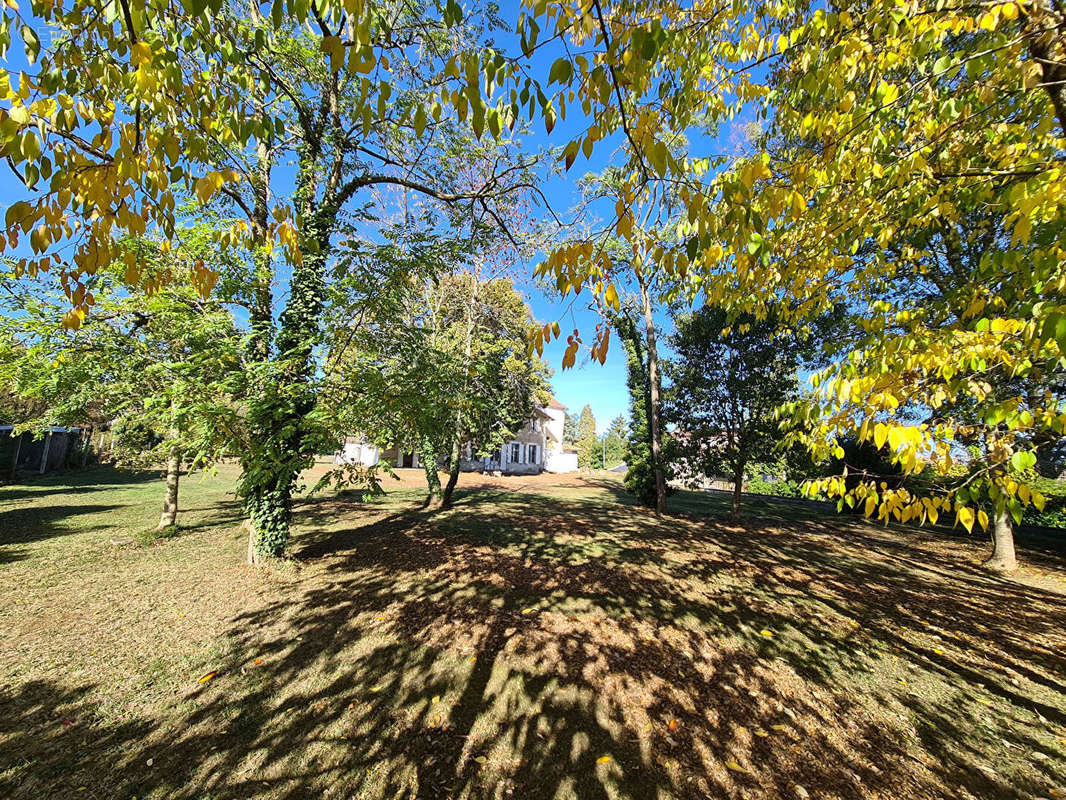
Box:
(335, 397, 579, 474)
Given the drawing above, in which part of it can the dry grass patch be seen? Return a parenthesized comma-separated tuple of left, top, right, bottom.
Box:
(2, 466, 1066, 799)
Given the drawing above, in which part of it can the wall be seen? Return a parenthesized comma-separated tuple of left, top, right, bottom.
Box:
(546, 451, 578, 473)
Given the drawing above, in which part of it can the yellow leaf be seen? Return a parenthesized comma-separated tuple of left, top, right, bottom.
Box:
(195, 172, 224, 205)
(759, 629, 773, 638)
(957, 506, 975, 534)
(596, 755, 613, 764)
(864, 495, 878, 517)
(197, 671, 217, 684)
(725, 759, 746, 772)
(130, 41, 152, 67)
(604, 282, 619, 310)
(320, 35, 345, 72)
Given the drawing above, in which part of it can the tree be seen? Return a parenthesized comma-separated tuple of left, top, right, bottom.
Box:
(527, 0, 1066, 551)
(2, 2, 551, 561)
(665, 305, 818, 522)
(602, 414, 628, 468)
(612, 309, 665, 507)
(575, 404, 598, 469)
(541, 164, 683, 512)
(0, 239, 243, 530)
(322, 239, 550, 508)
(563, 412, 579, 446)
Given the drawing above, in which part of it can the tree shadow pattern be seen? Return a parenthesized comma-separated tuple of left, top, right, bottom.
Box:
(3, 478, 1066, 799)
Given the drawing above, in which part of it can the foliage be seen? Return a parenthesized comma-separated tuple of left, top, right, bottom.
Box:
(0, 238, 244, 477)
(575, 404, 598, 469)
(744, 475, 804, 499)
(525, 0, 1066, 537)
(322, 239, 551, 499)
(563, 412, 579, 446)
(1022, 477, 1066, 528)
(613, 308, 670, 506)
(601, 414, 628, 468)
(665, 304, 820, 518)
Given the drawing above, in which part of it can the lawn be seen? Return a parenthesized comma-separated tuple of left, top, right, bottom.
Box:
(2, 465, 1065, 800)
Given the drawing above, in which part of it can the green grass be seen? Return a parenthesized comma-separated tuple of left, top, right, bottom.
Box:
(2, 466, 1066, 799)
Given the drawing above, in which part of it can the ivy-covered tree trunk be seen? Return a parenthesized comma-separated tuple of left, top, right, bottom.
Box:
(421, 436, 443, 507)
(984, 507, 1018, 573)
(441, 434, 463, 508)
(241, 207, 331, 562)
(157, 436, 181, 530)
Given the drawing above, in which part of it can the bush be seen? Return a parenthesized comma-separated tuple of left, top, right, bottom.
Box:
(1023, 477, 1066, 529)
(745, 475, 803, 498)
(623, 439, 676, 507)
(111, 417, 162, 463)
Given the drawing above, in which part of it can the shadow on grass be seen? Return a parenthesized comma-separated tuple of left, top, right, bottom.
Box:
(0, 503, 124, 564)
(0, 466, 162, 503)
(6, 482, 1066, 799)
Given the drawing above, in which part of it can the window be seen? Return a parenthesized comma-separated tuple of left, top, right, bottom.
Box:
(528, 445, 538, 464)
(511, 443, 521, 463)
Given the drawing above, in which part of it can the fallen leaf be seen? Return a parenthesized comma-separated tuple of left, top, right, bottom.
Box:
(469, 656, 477, 664)
(725, 759, 746, 772)
(432, 695, 440, 704)
(754, 729, 769, 738)
(198, 671, 217, 684)
(146, 758, 154, 766)
(522, 607, 537, 614)
(369, 684, 386, 693)
(759, 629, 774, 638)
(597, 755, 613, 764)
(475, 756, 487, 764)
(667, 719, 679, 731)
(253, 658, 264, 666)
(770, 724, 788, 732)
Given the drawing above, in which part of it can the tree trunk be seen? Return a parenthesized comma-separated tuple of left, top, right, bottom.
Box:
(731, 457, 746, 523)
(441, 435, 462, 509)
(1027, 1, 1066, 136)
(638, 273, 667, 515)
(421, 437, 442, 508)
(81, 425, 93, 468)
(157, 443, 181, 530)
(983, 507, 1018, 573)
(10, 432, 22, 479)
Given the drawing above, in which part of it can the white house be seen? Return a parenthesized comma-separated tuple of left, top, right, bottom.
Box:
(335, 396, 579, 474)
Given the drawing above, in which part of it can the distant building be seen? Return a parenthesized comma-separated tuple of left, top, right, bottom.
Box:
(335, 397, 579, 475)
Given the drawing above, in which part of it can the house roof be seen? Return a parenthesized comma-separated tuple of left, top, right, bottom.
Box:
(546, 396, 567, 410)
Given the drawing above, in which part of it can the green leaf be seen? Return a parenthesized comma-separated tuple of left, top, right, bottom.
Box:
(20, 25, 40, 65)
(548, 57, 573, 85)
(1010, 450, 1036, 472)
